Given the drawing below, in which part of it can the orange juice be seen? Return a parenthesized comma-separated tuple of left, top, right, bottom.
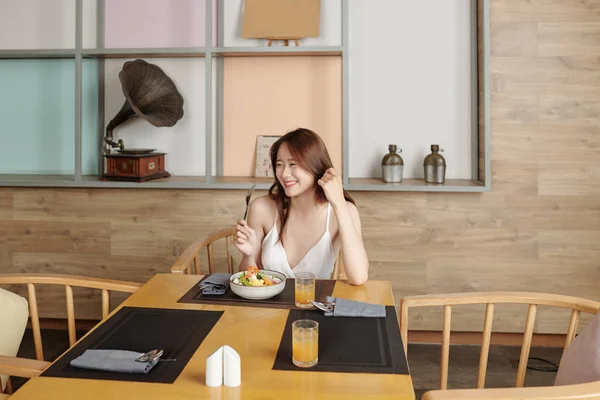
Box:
(295, 272, 316, 308)
(293, 334, 318, 364)
(295, 283, 315, 307)
(292, 319, 318, 368)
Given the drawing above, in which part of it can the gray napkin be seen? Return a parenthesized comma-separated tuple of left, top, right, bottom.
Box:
(69, 349, 158, 374)
(324, 296, 386, 318)
(200, 273, 232, 295)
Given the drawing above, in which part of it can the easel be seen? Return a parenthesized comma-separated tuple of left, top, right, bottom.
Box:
(266, 37, 300, 46)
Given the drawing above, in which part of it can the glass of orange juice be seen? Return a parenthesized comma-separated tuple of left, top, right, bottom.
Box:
(292, 319, 319, 368)
(294, 272, 315, 308)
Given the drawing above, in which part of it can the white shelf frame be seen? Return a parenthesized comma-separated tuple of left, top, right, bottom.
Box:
(0, 0, 490, 192)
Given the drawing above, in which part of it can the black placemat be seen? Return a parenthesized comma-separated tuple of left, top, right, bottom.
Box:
(177, 277, 336, 310)
(42, 306, 223, 383)
(273, 306, 408, 374)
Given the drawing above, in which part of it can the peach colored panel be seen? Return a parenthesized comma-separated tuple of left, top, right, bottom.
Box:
(223, 56, 342, 177)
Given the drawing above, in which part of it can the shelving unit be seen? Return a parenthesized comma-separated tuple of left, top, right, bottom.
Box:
(0, 0, 490, 192)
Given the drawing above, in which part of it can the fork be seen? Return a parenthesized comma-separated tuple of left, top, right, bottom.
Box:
(243, 184, 257, 220)
(136, 349, 177, 363)
(310, 300, 335, 313)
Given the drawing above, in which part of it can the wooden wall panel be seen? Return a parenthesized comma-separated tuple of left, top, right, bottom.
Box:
(2, 0, 600, 334)
(539, 89, 600, 127)
(490, 0, 600, 23)
(491, 92, 538, 125)
(0, 191, 12, 219)
(538, 22, 600, 56)
(490, 22, 538, 56)
(0, 220, 110, 254)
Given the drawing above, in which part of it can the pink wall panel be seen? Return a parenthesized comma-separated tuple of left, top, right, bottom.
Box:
(104, 0, 217, 48)
(223, 57, 342, 177)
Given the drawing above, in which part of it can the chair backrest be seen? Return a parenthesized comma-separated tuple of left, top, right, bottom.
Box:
(0, 354, 51, 395)
(399, 292, 600, 392)
(421, 380, 600, 400)
(170, 227, 236, 275)
(0, 274, 142, 363)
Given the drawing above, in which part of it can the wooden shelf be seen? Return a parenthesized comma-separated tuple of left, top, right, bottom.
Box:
(0, 175, 488, 192)
(0, 49, 76, 59)
(212, 46, 343, 57)
(82, 48, 207, 59)
(347, 178, 488, 192)
(0, 175, 204, 189)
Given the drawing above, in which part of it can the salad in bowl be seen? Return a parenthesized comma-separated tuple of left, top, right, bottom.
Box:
(230, 266, 286, 300)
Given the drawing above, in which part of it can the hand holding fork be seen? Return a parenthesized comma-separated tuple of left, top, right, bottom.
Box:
(232, 184, 258, 258)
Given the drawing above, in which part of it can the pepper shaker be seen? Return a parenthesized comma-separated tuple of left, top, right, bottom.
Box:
(381, 144, 404, 183)
(423, 144, 446, 184)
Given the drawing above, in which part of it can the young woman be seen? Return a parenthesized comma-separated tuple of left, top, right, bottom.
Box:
(233, 128, 369, 285)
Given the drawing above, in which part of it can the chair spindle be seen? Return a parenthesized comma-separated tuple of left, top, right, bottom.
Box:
(516, 304, 537, 387)
(477, 303, 495, 388)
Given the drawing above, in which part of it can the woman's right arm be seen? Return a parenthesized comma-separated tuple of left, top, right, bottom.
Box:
(234, 196, 270, 271)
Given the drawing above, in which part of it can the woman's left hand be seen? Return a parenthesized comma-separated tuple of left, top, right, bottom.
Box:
(318, 168, 345, 208)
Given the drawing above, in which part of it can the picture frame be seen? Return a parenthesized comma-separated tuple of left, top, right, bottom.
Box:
(254, 135, 281, 177)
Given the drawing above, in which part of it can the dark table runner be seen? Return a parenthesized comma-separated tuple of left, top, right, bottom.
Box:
(273, 306, 409, 375)
(178, 277, 336, 310)
(42, 306, 223, 383)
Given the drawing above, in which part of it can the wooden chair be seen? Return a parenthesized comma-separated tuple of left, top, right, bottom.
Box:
(421, 380, 600, 400)
(171, 226, 346, 279)
(0, 274, 142, 395)
(170, 227, 236, 275)
(399, 292, 600, 400)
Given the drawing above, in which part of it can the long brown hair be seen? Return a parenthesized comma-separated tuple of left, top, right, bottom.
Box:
(268, 128, 355, 244)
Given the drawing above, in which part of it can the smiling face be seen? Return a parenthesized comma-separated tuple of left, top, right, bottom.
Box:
(275, 143, 316, 198)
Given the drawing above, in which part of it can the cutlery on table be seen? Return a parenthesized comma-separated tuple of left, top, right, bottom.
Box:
(310, 300, 335, 313)
(136, 349, 176, 363)
(243, 184, 257, 220)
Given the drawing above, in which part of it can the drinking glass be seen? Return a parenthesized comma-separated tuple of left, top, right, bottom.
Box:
(294, 272, 315, 308)
(292, 319, 319, 368)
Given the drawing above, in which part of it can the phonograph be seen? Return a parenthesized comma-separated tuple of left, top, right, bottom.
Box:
(102, 59, 184, 182)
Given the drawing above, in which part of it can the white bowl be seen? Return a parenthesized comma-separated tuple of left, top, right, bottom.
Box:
(229, 269, 287, 300)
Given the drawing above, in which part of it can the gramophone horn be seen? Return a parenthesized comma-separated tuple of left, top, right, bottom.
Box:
(105, 59, 184, 151)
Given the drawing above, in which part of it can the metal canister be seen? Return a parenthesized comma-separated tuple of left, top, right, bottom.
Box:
(381, 144, 404, 183)
(423, 144, 446, 184)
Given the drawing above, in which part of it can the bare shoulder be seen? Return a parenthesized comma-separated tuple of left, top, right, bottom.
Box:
(248, 195, 277, 225)
(250, 195, 276, 212)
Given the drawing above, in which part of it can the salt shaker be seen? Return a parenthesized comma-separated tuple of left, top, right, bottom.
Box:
(381, 144, 404, 183)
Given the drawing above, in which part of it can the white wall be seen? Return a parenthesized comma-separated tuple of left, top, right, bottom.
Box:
(348, 0, 473, 179)
(0, 0, 75, 49)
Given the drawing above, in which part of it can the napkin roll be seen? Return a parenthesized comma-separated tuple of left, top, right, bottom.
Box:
(69, 349, 158, 374)
(324, 296, 387, 318)
(200, 273, 232, 295)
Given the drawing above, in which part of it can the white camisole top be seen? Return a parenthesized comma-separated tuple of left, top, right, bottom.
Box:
(261, 203, 336, 279)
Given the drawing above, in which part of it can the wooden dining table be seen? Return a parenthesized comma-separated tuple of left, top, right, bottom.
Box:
(9, 273, 416, 399)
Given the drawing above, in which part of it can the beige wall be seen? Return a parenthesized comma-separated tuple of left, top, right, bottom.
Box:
(1, 0, 599, 333)
(223, 56, 342, 177)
